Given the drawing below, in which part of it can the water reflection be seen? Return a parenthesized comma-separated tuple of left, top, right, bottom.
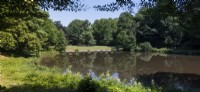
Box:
(40, 52, 200, 90)
(137, 72, 200, 91)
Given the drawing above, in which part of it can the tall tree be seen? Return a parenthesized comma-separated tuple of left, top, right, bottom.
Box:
(54, 21, 68, 42)
(67, 19, 94, 45)
(55, 31, 67, 52)
(80, 31, 96, 45)
(116, 12, 137, 51)
(0, 3, 67, 54)
(92, 18, 117, 45)
(136, 6, 184, 48)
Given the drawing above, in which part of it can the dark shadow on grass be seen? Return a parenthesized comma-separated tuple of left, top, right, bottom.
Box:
(0, 51, 33, 58)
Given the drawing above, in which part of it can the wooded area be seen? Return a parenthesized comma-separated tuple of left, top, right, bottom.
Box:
(0, 0, 199, 54)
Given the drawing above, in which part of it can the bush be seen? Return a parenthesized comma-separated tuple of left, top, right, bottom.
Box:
(107, 86, 123, 92)
(74, 49, 80, 56)
(0, 85, 6, 91)
(152, 48, 171, 53)
(139, 42, 153, 51)
(77, 76, 99, 92)
(24, 72, 81, 90)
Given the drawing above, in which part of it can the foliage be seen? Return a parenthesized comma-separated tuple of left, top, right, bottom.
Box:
(0, 0, 84, 12)
(2, 0, 200, 51)
(0, 85, 6, 91)
(135, 0, 200, 49)
(136, 7, 183, 48)
(24, 72, 81, 90)
(116, 12, 137, 51)
(159, 16, 183, 48)
(92, 18, 117, 45)
(41, 19, 59, 47)
(65, 5, 199, 51)
(152, 48, 171, 53)
(77, 76, 99, 92)
(54, 21, 68, 40)
(80, 31, 96, 45)
(139, 42, 153, 52)
(0, 2, 67, 54)
(67, 19, 95, 45)
(55, 31, 67, 52)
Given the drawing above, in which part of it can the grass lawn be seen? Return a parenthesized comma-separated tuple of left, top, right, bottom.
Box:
(66, 46, 112, 52)
(0, 56, 30, 87)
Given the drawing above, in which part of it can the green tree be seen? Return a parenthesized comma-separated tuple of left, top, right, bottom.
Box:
(0, 18, 45, 54)
(160, 16, 183, 48)
(55, 31, 67, 52)
(80, 31, 96, 45)
(67, 19, 91, 45)
(54, 21, 68, 40)
(116, 12, 137, 51)
(41, 19, 60, 48)
(136, 7, 183, 48)
(0, 3, 67, 55)
(92, 18, 117, 45)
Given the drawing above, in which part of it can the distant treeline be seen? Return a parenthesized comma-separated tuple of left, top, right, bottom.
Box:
(58, 5, 200, 51)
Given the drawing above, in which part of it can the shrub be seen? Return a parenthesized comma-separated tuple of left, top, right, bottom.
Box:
(77, 76, 99, 92)
(139, 42, 153, 51)
(74, 49, 79, 56)
(24, 72, 81, 90)
(0, 85, 6, 91)
(111, 48, 117, 52)
(107, 86, 123, 92)
(152, 48, 171, 53)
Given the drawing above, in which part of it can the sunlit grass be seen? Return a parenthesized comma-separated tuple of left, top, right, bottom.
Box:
(66, 46, 112, 52)
(1, 57, 31, 87)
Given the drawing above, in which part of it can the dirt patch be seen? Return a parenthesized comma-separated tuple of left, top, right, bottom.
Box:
(0, 54, 9, 60)
(0, 75, 21, 88)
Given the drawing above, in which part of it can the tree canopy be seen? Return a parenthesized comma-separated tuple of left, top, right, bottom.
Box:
(116, 12, 137, 50)
(0, 2, 67, 55)
(1, 0, 200, 54)
(66, 19, 95, 45)
(92, 18, 117, 45)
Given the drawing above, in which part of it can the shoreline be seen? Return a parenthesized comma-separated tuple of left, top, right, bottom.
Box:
(66, 50, 112, 53)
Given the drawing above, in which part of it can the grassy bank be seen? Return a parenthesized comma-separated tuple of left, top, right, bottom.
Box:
(66, 46, 200, 55)
(66, 46, 112, 52)
(0, 52, 161, 92)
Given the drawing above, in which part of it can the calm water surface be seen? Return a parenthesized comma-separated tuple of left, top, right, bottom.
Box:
(40, 52, 200, 90)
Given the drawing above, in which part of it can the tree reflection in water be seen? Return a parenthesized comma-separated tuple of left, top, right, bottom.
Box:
(40, 52, 200, 90)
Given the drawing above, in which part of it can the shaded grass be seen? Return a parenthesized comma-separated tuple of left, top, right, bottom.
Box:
(66, 46, 112, 52)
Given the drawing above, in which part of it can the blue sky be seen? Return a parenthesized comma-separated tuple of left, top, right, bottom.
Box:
(48, 0, 141, 26)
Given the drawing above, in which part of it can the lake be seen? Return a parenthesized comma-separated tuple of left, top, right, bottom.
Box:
(40, 52, 200, 91)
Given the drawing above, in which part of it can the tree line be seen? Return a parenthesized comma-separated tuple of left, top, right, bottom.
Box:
(57, 12, 136, 51)
(1, 0, 199, 55)
(61, 3, 199, 51)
